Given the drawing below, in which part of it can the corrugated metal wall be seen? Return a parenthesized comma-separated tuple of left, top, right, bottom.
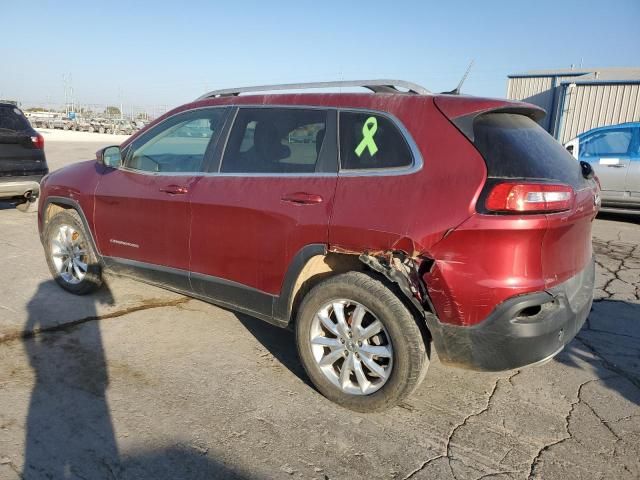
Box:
(507, 77, 554, 130)
(558, 83, 640, 143)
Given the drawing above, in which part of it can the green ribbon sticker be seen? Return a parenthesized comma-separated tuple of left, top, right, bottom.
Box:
(354, 116, 379, 157)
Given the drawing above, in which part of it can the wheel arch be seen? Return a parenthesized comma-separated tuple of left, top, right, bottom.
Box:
(276, 246, 433, 347)
(41, 196, 102, 260)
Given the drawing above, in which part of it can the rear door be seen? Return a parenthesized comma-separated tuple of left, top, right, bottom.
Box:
(93, 107, 228, 290)
(329, 109, 421, 251)
(188, 106, 338, 312)
(578, 126, 634, 200)
(0, 106, 46, 178)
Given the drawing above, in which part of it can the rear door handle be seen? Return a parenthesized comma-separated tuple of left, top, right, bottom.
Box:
(281, 192, 323, 205)
(159, 185, 189, 195)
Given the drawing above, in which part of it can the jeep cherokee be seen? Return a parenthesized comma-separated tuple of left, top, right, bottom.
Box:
(37, 80, 599, 411)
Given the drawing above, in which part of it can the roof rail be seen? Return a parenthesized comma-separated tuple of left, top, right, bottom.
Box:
(196, 79, 430, 100)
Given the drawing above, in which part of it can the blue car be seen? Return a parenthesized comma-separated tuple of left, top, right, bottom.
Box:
(565, 122, 640, 213)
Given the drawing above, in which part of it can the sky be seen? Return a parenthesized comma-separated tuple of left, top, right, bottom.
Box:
(1, 0, 639, 111)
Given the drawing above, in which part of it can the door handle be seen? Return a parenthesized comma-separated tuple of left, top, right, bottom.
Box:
(606, 164, 626, 168)
(159, 185, 189, 195)
(281, 192, 323, 205)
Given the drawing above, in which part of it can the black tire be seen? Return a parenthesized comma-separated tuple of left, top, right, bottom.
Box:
(295, 271, 429, 412)
(43, 209, 102, 295)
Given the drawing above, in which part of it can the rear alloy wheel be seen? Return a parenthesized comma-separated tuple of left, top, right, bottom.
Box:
(44, 210, 102, 294)
(309, 300, 393, 395)
(296, 271, 429, 412)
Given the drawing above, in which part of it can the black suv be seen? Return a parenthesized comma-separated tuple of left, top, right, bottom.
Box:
(0, 104, 48, 208)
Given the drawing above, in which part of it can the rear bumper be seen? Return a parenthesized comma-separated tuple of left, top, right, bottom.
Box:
(0, 175, 45, 199)
(427, 257, 595, 371)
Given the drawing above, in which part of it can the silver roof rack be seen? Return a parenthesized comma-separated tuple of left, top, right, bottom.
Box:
(196, 79, 430, 100)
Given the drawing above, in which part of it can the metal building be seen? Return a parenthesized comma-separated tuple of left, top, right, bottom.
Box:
(507, 67, 640, 143)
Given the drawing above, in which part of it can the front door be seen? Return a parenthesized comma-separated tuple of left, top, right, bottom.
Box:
(579, 126, 635, 201)
(93, 107, 228, 289)
(188, 107, 338, 317)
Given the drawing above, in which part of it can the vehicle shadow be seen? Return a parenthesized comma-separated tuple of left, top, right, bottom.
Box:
(233, 313, 314, 389)
(597, 211, 640, 224)
(0, 199, 27, 211)
(555, 299, 640, 406)
(21, 280, 254, 479)
(232, 299, 640, 406)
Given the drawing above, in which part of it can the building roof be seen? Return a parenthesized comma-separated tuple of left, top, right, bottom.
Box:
(508, 67, 640, 83)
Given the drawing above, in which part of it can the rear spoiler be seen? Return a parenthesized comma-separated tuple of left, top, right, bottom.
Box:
(434, 96, 546, 142)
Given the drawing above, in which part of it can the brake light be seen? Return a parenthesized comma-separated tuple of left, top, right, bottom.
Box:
(31, 133, 44, 149)
(486, 182, 574, 213)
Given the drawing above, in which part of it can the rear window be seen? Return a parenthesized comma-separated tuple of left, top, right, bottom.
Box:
(473, 113, 584, 188)
(0, 106, 31, 132)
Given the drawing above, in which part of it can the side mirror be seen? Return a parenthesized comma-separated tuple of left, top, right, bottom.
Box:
(580, 160, 594, 180)
(97, 146, 122, 168)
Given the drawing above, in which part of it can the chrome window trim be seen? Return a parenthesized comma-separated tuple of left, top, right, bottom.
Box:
(116, 104, 423, 178)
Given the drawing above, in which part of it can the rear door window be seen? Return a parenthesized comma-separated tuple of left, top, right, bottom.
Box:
(339, 111, 413, 170)
(221, 108, 328, 174)
(473, 113, 586, 188)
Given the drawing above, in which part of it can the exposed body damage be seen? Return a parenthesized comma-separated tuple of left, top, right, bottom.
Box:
(358, 250, 432, 315)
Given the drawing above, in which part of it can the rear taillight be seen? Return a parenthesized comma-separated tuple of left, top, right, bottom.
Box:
(31, 133, 44, 149)
(485, 182, 574, 213)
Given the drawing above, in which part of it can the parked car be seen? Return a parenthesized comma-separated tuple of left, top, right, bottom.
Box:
(565, 122, 640, 213)
(0, 103, 48, 209)
(108, 119, 135, 135)
(37, 80, 599, 411)
(74, 118, 92, 132)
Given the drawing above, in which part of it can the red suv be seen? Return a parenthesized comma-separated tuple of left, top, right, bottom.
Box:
(38, 80, 599, 411)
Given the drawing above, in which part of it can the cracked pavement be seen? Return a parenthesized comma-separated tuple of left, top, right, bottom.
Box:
(0, 143, 639, 479)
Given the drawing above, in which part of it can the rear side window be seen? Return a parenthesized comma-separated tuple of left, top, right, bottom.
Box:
(580, 128, 634, 156)
(221, 108, 327, 174)
(0, 106, 30, 132)
(339, 112, 412, 170)
(473, 113, 585, 188)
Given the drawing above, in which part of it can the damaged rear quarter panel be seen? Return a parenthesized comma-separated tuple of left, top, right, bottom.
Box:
(424, 214, 549, 326)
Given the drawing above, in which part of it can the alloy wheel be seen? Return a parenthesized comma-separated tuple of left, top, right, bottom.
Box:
(50, 224, 89, 285)
(309, 300, 393, 395)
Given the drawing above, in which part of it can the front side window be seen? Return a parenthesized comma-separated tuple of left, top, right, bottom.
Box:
(580, 128, 633, 157)
(221, 108, 327, 174)
(339, 112, 412, 170)
(126, 109, 225, 173)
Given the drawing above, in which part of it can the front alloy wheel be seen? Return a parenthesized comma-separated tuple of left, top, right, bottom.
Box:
(44, 209, 102, 294)
(50, 224, 89, 284)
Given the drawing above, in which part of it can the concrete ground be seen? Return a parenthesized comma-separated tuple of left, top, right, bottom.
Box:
(0, 135, 638, 479)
